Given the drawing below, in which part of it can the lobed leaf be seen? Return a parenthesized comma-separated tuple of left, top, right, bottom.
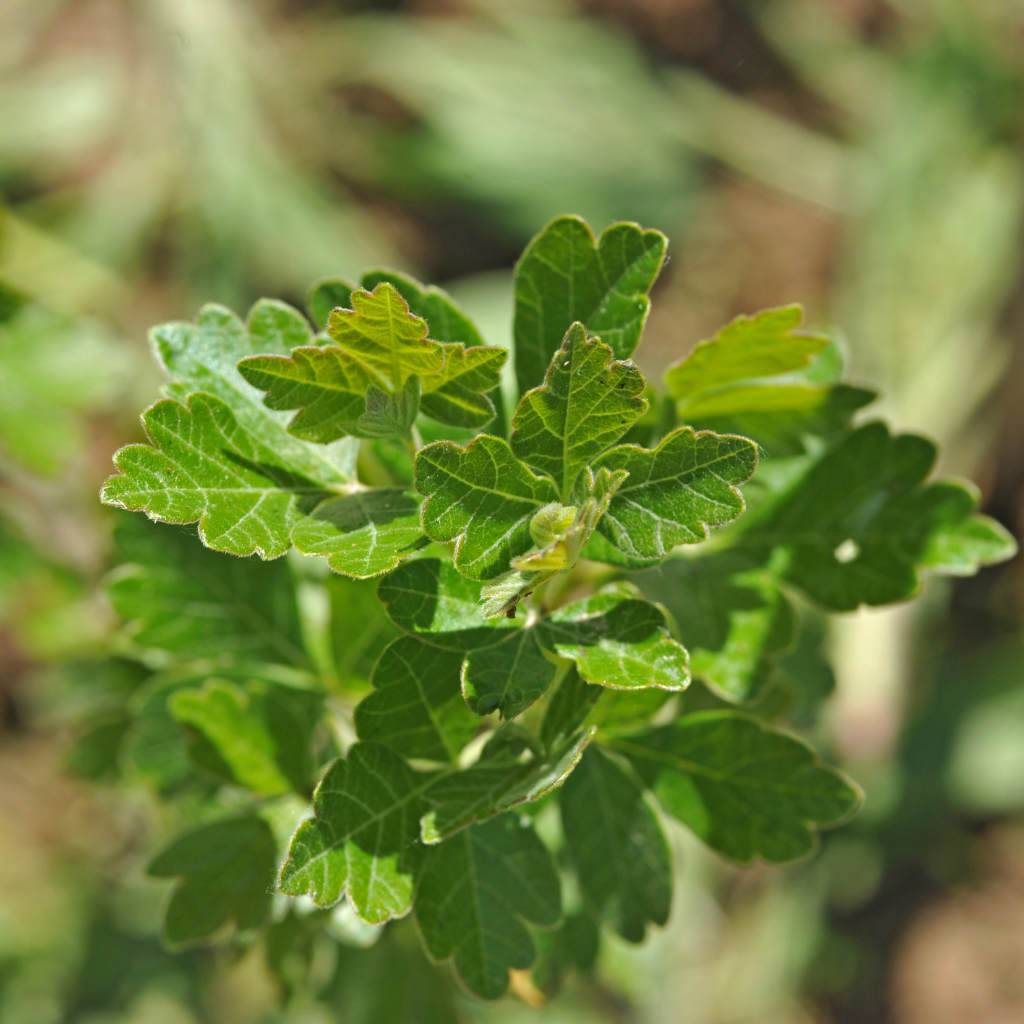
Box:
(614, 711, 861, 862)
(279, 743, 430, 923)
(511, 322, 646, 497)
(514, 216, 666, 396)
(590, 427, 758, 565)
(558, 746, 671, 942)
(148, 816, 277, 946)
(414, 814, 561, 1000)
(462, 627, 559, 719)
(354, 636, 480, 762)
(416, 435, 558, 580)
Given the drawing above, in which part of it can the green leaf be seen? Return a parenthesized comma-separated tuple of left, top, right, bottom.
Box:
(150, 300, 354, 488)
(148, 816, 276, 946)
(101, 393, 337, 559)
(420, 726, 593, 842)
(540, 667, 602, 751)
(590, 427, 758, 565)
(514, 216, 666, 396)
(558, 746, 671, 942)
(665, 305, 827, 403)
(279, 743, 429, 922)
(637, 552, 795, 702)
(541, 589, 690, 692)
(169, 679, 321, 795)
(414, 814, 561, 999)
(308, 279, 354, 330)
(613, 712, 861, 862)
(416, 435, 558, 579)
(462, 626, 559, 719)
(510, 322, 646, 497)
(291, 489, 424, 579)
(106, 517, 308, 668)
(377, 557, 518, 650)
(354, 636, 480, 762)
(745, 422, 1018, 610)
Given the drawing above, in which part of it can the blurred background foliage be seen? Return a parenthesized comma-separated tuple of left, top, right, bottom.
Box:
(1, 0, 1023, 1021)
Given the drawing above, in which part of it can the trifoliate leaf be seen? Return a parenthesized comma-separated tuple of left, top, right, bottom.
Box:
(665, 305, 827, 404)
(614, 712, 861, 862)
(746, 422, 1018, 610)
(558, 746, 671, 942)
(377, 558, 518, 650)
(414, 814, 562, 1000)
(101, 393, 337, 559)
(416, 435, 559, 579)
(150, 300, 354, 488)
(290, 489, 424, 579)
(148, 816, 277, 946)
(540, 590, 690, 692)
(514, 216, 666, 396)
(636, 552, 795, 702)
(511, 322, 646, 497)
(169, 680, 321, 795)
(279, 743, 430, 923)
(420, 726, 593, 842)
(589, 427, 758, 565)
(354, 636, 480, 762)
(462, 627, 559, 719)
(106, 517, 308, 668)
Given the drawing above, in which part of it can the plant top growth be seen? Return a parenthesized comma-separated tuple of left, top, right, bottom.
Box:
(99, 215, 1016, 1000)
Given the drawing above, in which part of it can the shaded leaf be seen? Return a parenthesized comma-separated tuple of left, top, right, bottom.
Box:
(514, 216, 666, 395)
(416, 435, 558, 579)
(558, 746, 671, 942)
(614, 711, 861, 862)
(414, 814, 561, 1000)
(354, 636, 479, 762)
(106, 516, 308, 667)
(148, 816, 276, 946)
(462, 626, 559, 719)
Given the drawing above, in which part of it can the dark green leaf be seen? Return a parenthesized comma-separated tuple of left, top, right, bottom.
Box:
(462, 626, 559, 719)
(354, 636, 479, 762)
(514, 216, 666, 396)
(414, 814, 561, 999)
(148, 816, 276, 946)
(614, 711, 861, 862)
(308, 279, 354, 330)
(559, 746, 671, 942)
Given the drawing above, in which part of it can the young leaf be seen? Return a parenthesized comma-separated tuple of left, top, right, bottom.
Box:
(514, 216, 667, 396)
(462, 627, 559, 719)
(106, 517, 309, 668)
(101, 393, 336, 559)
(150, 300, 354, 487)
(416, 435, 558, 579)
(589, 427, 758, 565)
(558, 746, 671, 942)
(540, 589, 690, 692)
(665, 305, 827, 404)
(420, 726, 593, 842)
(290, 489, 424, 579)
(637, 552, 796, 702)
(510, 322, 646, 497)
(279, 743, 430, 923)
(354, 636, 480, 762)
(308, 279, 353, 330)
(169, 679, 321, 795)
(377, 557, 518, 650)
(414, 814, 562, 1000)
(148, 816, 277, 946)
(613, 711, 861, 862)
(746, 422, 1018, 610)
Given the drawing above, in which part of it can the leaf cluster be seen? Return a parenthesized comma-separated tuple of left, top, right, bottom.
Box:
(97, 216, 1016, 1000)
